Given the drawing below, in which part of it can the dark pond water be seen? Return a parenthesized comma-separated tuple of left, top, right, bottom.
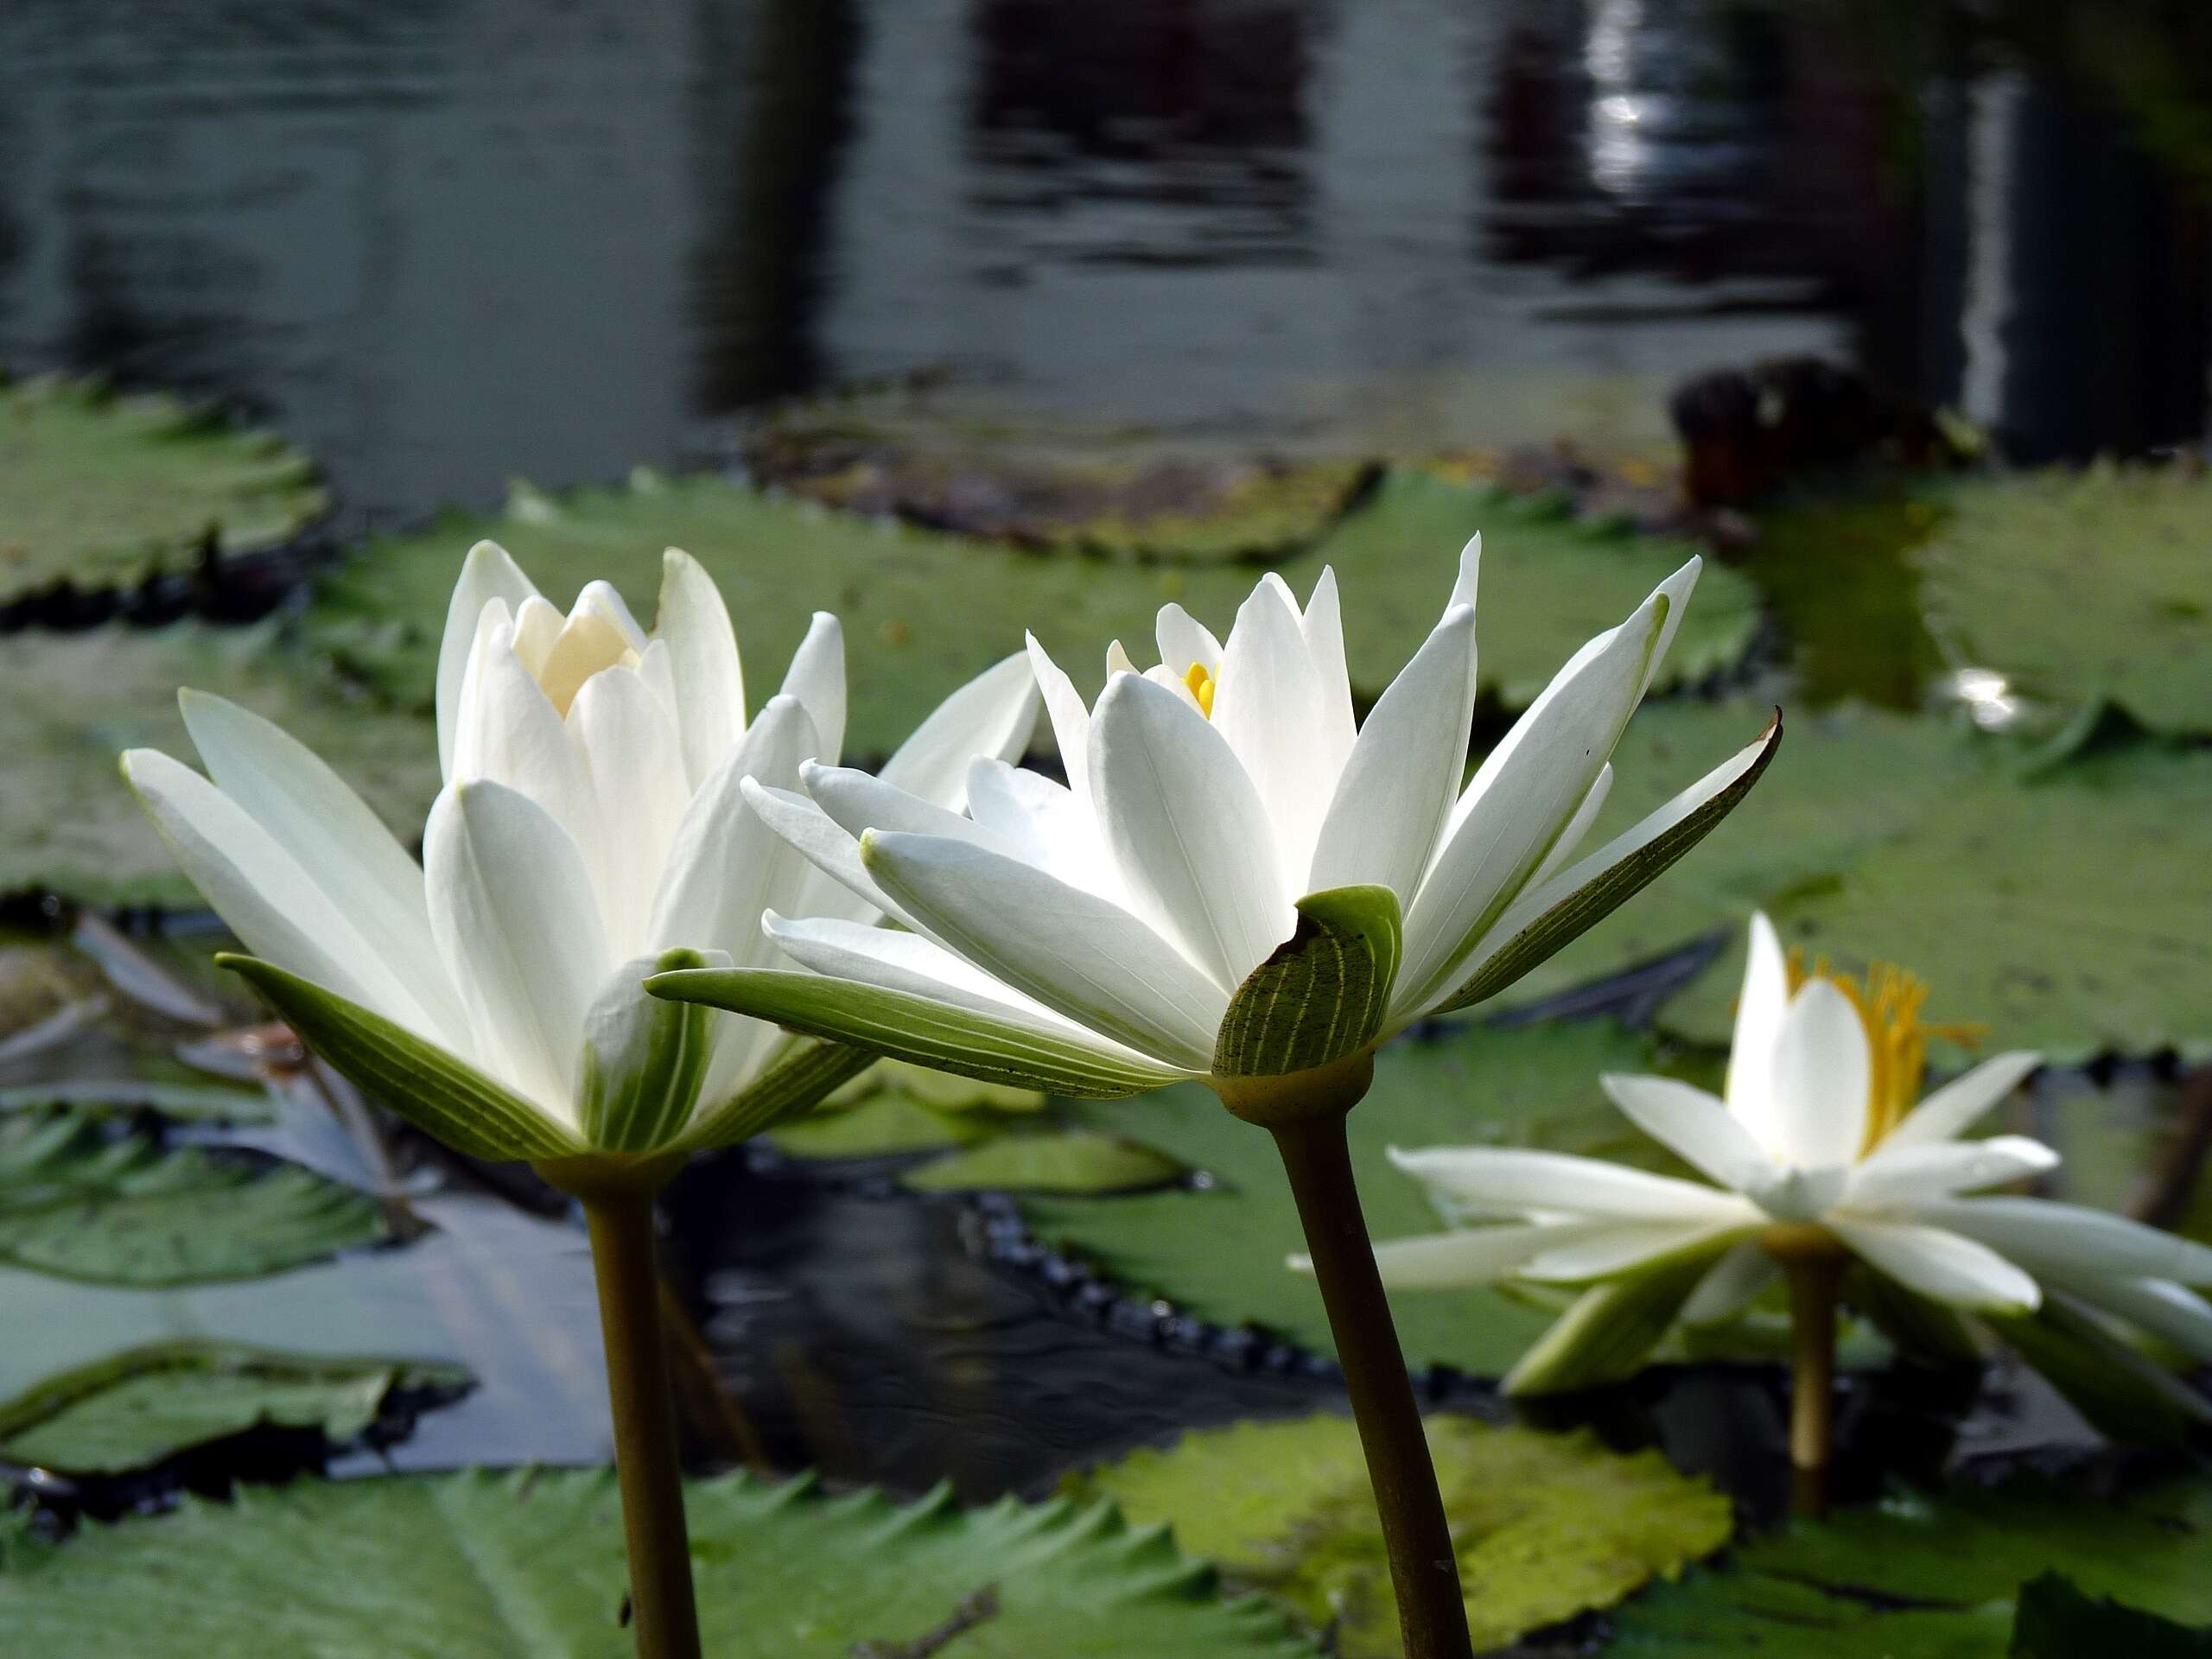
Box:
(4, 0, 2211, 540)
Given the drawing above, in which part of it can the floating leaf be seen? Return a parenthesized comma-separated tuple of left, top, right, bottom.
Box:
(1067, 1414, 1731, 1656)
(0, 1468, 1319, 1657)
(1020, 1020, 1660, 1376)
(0, 1342, 466, 1476)
(0, 377, 326, 602)
(305, 469, 1757, 763)
(2011, 1573, 2212, 1657)
(901, 1129, 1186, 1195)
(0, 1109, 384, 1286)
(1912, 466, 2212, 735)
(766, 1089, 996, 1160)
(0, 622, 439, 906)
(1612, 1474, 2212, 1656)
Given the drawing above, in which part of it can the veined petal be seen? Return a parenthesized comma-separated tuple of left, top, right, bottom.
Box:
(1298, 568, 1356, 785)
(779, 611, 846, 766)
(1026, 633, 1094, 812)
(424, 781, 610, 1117)
(965, 758, 1115, 900)
(1309, 603, 1474, 906)
(435, 540, 538, 779)
(1154, 604, 1223, 678)
(575, 948, 721, 1152)
(739, 777, 906, 928)
(1844, 1135, 2058, 1209)
(1879, 1052, 2043, 1151)
(655, 548, 746, 790)
(1363, 1220, 1615, 1288)
(2049, 1275, 2212, 1362)
(1527, 765, 1612, 890)
(1386, 1145, 1751, 1224)
(1209, 575, 1333, 877)
(1089, 673, 1293, 989)
(1599, 1073, 1774, 1192)
(1681, 1239, 1781, 1325)
(1827, 1218, 2040, 1313)
(122, 749, 440, 1042)
(1766, 978, 1870, 1168)
(861, 830, 1226, 1069)
(568, 666, 690, 955)
(1396, 588, 1665, 1014)
(177, 690, 459, 1048)
(1726, 912, 1792, 1147)
(877, 652, 1039, 811)
(1517, 1220, 1751, 1283)
(1913, 1197, 2212, 1285)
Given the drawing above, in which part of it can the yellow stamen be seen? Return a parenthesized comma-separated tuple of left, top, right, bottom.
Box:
(1185, 660, 1217, 718)
(1784, 949, 1985, 1153)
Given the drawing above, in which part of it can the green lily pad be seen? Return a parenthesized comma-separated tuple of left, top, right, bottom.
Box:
(1020, 1020, 1660, 1376)
(0, 621, 440, 907)
(901, 1129, 1187, 1195)
(1911, 465, 2212, 735)
(305, 468, 1756, 762)
(0, 376, 327, 602)
(0, 1342, 466, 1476)
(1066, 1414, 1731, 1656)
(766, 1089, 996, 1159)
(2011, 1573, 2212, 1656)
(0, 1108, 384, 1286)
(0, 1468, 1319, 1656)
(1488, 697, 2212, 1060)
(1612, 1474, 2212, 1656)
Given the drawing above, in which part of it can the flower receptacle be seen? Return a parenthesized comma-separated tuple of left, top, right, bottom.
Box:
(1210, 1046, 1376, 1128)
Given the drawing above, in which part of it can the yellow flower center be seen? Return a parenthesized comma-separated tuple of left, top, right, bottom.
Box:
(1184, 660, 1218, 718)
(1785, 951, 1984, 1153)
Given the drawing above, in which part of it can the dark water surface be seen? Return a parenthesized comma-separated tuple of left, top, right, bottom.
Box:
(4, 0, 2210, 540)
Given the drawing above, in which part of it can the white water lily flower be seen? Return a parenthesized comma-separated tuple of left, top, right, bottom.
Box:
(1368, 913, 2212, 1396)
(649, 541, 1780, 1098)
(124, 542, 1038, 1164)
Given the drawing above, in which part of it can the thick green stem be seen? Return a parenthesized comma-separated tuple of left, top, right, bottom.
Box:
(583, 1190, 704, 1659)
(1783, 1252, 1841, 1520)
(1270, 1110, 1474, 1659)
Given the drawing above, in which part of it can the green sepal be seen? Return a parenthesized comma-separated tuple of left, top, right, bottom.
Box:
(576, 948, 716, 1153)
(672, 1037, 881, 1154)
(1213, 885, 1402, 1078)
(1986, 1292, 2212, 1447)
(217, 954, 584, 1161)
(646, 967, 1182, 1098)
(1439, 709, 1782, 1014)
(1503, 1239, 1733, 1396)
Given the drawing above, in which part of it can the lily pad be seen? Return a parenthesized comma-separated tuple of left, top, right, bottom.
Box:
(0, 621, 440, 906)
(766, 1089, 997, 1159)
(305, 468, 1756, 762)
(1487, 698, 2212, 1059)
(0, 376, 326, 602)
(1020, 1020, 1660, 1376)
(0, 1468, 1319, 1657)
(0, 1342, 466, 1476)
(2011, 1573, 2212, 1656)
(0, 1108, 384, 1286)
(1911, 466, 2212, 735)
(901, 1129, 1187, 1196)
(1066, 1414, 1731, 1656)
(1612, 1474, 2212, 1656)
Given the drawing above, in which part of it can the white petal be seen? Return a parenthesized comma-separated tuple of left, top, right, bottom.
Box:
(1599, 1073, 1774, 1192)
(1681, 1240, 1780, 1325)
(435, 540, 538, 779)
(739, 776, 906, 928)
(1089, 673, 1294, 989)
(1527, 764, 1612, 890)
(122, 750, 440, 1040)
(1365, 1221, 1616, 1289)
(965, 758, 1115, 899)
(1154, 604, 1223, 677)
(178, 691, 454, 1040)
(1447, 532, 1481, 613)
(1209, 575, 1332, 878)
(1309, 603, 1474, 905)
(572, 578, 649, 652)
(568, 668, 691, 955)
(1912, 1198, 2212, 1285)
(1765, 977, 1869, 1169)
(1844, 1135, 2058, 1209)
(423, 781, 611, 1115)
(450, 617, 606, 875)
(1633, 557, 1701, 701)
(655, 549, 746, 790)
(1878, 1052, 2043, 1151)
(1517, 1221, 1748, 1283)
(804, 760, 1020, 859)
(1827, 1219, 2040, 1312)
(861, 830, 1226, 1069)
(1298, 567, 1357, 785)
(1726, 912, 1792, 1142)
(1745, 1164, 1849, 1223)
(1386, 1146, 1752, 1224)
(1026, 633, 1093, 811)
(510, 594, 563, 677)
(1144, 664, 1206, 713)
(2051, 1275, 2212, 1362)
(1396, 588, 1664, 1011)
(779, 611, 846, 766)
(876, 652, 1039, 811)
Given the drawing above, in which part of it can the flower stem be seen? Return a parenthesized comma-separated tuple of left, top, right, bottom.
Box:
(1269, 1110, 1473, 1659)
(1783, 1252, 1842, 1520)
(582, 1188, 704, 1659)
